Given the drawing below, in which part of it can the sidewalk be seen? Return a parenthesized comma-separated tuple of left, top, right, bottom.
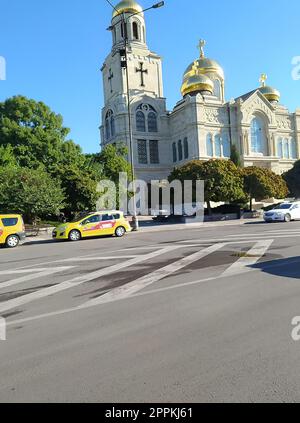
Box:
(23, 217, 263, 244)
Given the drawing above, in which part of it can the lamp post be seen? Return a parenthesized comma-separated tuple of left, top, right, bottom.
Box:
(106, 1, 165, 231)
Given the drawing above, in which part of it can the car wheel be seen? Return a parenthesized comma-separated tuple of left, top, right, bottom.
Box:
(5, 234, 20, 248)
(284, 214, 292, 222)
(115, 226, 126, 238)
(68, 229, 81, 242)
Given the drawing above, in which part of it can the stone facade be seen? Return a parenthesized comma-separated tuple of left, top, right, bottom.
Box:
(100, 4, 300, 182)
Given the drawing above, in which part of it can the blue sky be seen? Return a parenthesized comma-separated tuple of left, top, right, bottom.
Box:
(1, 0, 300, 153)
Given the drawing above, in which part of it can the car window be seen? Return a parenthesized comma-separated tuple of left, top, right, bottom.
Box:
(82, 215, 101, 225)
(1, 218, 18, 227)
(113, 214, 121, 220)
(275, 204, 292, 210)
(102, 214, 114, 221)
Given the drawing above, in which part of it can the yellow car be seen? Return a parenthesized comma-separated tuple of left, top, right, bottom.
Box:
(52, 211, 132, 242)
(0, 214, 26, 248)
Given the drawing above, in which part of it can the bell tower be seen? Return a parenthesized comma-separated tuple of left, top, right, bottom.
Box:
(100, 0, 165, 150)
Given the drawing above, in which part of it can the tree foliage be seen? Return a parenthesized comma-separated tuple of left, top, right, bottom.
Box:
(283, 160, 300, 199)
(169, 159, 245, 213)
(0, 167, 65, 222)
(242, 166, 288, 210)
(230, 144, 242, 168)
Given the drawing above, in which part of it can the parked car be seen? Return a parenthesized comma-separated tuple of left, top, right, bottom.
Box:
(52, 211, 132, 242)
(0, 214, 26, 248)
(263, 202, 300, 223)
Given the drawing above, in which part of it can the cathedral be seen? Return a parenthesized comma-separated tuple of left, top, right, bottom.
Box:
(100, 0, 300, 182)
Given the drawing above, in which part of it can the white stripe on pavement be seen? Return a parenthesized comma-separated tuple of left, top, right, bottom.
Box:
(61, 256, 137, 262)
(222, 239, 274, 277)
(0, 245, 182, 314)
(0, 267, 74, 290)
(6, 240, 278, 327)
(79, 243, 226, 308)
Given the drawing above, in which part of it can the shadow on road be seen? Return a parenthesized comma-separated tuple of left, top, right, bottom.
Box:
(251, 256, 300, 279)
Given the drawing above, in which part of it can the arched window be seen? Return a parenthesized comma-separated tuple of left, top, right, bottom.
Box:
(215, 134, 222, 157)
(136, 104, 157, 132)
(184, 138, 189, 159)
(132, 22, 139, 40)
(222, 133, 230, 157)
(213, 79, 221, 98)
(283, 139, 289, 159)
(178, 140, 183, 161)
(290, 138, 297, 159)
(105, 110, 114, 140)
(277, 138, 283, 158)
(206, 134, 213, 157)
(136, 111, 146, 132)
(105, 118, 110, 140)
(111, 115, 115, 137)
(148, 112, 158, 132)
(251, 116, 266, 154)
(172, 142, 177, 163)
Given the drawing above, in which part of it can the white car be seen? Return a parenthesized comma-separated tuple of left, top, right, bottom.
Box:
(263, 202, 300, 223)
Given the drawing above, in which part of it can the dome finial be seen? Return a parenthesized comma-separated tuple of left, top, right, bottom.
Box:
(197, 39, 206, 59)
(259, 73, 268, 87)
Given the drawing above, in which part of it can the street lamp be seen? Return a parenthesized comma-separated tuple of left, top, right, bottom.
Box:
(106, 1, 165, 231)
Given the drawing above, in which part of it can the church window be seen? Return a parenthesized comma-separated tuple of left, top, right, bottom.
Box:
(137, 139, 148, 164)
(148, 112, 158, 132)
(290, 138, 297, 159)
(172, 143, 177, 163)
(136, 111, 146, 132)
(105, 110, 114, 140)
(111, 114, 115, 137)
(206, 134, 213, 157)
(215, 134, 222, 157)
(213, 79, 221, 98)
(250, 116, 266, 154)
(136, 104, 158, 132)
(222, 133, 230, 157)
(150, 140, 159, 164)
(277, 138, 283, 158)
(133, 22, 139, 40)
(178, 140, 183, 161)
(283, 139, 290, 159)
(184, 138, 189, 159)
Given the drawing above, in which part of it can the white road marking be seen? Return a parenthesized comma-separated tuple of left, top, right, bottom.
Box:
(6, 240, 278, 328)
(0, 267, 74, 290)
(61, 256, 137, 262)
(179, 233, 300, 244)
(0, 245, 182, 314)
(222, 240, 274, 277)
(79, 243, 226, 308)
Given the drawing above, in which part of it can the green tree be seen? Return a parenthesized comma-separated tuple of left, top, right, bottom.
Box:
(169, 159, 245, 215)
(0, 167, 65, 222)
(230, 144, 242, 167)
(0, 96, 103, 216)
(242, 166, 288, 211)
(283, 160, 300, 199)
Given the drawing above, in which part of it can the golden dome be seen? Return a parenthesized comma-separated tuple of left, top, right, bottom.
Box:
(184, 57, 225, 81)
(112, 0, 143, 18)
(181, 73, 214, 97)
(182, 40, 224, 88)
(258, 74, 280, 103)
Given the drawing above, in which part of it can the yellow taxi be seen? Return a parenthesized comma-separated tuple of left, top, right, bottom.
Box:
(0, 214, 26, 248)
(52, 211, 132, 242)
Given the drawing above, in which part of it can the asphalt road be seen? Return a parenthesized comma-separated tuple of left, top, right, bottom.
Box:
(1, 220, 300, 403)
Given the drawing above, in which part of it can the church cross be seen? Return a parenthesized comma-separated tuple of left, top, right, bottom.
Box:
(197, 39, 206, 58)
(108, 68, 114, 92)
(136, 62, 148, 87)
(260, 73, 267, 87)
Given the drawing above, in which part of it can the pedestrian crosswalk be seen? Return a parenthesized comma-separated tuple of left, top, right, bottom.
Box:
(0, 238, 276, 327)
